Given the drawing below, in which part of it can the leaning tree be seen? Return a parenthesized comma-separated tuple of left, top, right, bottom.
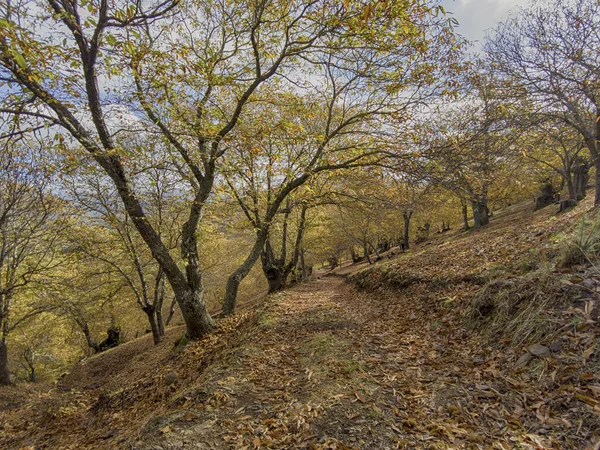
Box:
(0, 0, 463, 331)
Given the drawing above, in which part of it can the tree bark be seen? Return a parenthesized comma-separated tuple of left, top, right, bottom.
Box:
(290, 205, 308, 283)
(362, 237, 373, 264)
(261, 218, 290, 294)
(566, 173, 576, 202)
(584, 109, 600, 206)
(461, 199, 470, 230)
(165, 297, 177, 327)
(156, 308, 165, 337)
(153, 271, 166, 337)
(265, 266, 286, 293)
(299, 249, 308, 281)
(222, 230, 268, 316)
(0, 340, 10, 385)
(176, 288, 215, 338)
(76, 317, 100, 353)
(595, 108, 600, 206)
(23, 348, 36, 383)
(261, 236, 287, 293)
(572, 159, 589, 201)
(369, 242, 381, 260)
(402, 210, 412, 250)
(471, 197, 490, 229)
(27, 361, 36, 383)
(144, 307, 161, 345)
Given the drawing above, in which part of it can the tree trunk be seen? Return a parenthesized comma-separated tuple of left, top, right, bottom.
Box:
(0, 301, 9, 385)
(572, 160, 589, 201)
(593, 153, 600, 206)
(471, 197, 489, 229)
(362, 237, 373, 264)
(28, 362, 36, 383)
(300, 249, 307, 281)
(370, 242, 381, 260)
(105, 162, 215, 339)
(0, 340, 10, 385)
(175, 288, 215, 338)
(265, 267, 286, 293)
(594, 108, 600, 206)
(566, 176, 576, 202)
(222, 230, 268, 316)
(144, 307, 161, 345)
(290, 205, 308, 283)
(156, 308, 165, 337)
(261, 237, 287, 294)
(76, 317, 100, 353)
(403, 210, 412, 250)
(24, 349, 36, 383)
(461, 199, 469, 230)
(165, 297, 177, 327)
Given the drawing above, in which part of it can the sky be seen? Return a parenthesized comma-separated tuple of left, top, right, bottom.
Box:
(439, 0, 530, 49)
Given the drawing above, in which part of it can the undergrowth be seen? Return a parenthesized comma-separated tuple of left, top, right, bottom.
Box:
(558, 213, 600, 267)
(467, 268, 587, 347)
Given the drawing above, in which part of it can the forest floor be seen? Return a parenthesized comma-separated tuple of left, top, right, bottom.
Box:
(1, 199, 600, 449)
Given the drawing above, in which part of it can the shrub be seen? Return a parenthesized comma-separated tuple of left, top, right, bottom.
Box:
(558, 214, 600, 267)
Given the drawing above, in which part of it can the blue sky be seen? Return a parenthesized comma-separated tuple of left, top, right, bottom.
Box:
(440, 0, 530, 47)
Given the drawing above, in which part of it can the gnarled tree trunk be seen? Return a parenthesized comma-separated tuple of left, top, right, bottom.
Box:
(471, 197, 489, 229)
(572, 157, 590, 202)
(261, 209, 291, 294)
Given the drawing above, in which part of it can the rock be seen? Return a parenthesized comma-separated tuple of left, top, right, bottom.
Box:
(165, 372, 179, 386)
(528, 344, 551, 358)
(515, 352, 532, 369)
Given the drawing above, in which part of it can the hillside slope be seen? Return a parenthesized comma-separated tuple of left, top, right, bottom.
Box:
(1, 198, 599, 449)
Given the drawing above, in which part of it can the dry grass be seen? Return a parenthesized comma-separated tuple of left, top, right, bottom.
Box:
(558, 212, 600, 267)
(467, 272, 587, 346)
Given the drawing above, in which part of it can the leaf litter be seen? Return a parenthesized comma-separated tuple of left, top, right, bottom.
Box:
(1, 200, 599, 449)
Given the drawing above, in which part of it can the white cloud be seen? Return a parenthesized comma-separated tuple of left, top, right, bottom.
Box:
(440, 0, 530, 47)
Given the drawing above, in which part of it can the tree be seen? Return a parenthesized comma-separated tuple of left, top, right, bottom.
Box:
(326, 171, 393, 263)
(63, 147, 184, 345)
(219, 3, 463, 312)
(418, 69, 520, 229)
(485, 0, 600, 205)
(0, 0, 461, 337)
(521, 122, 591, 204)
(387, 175, 430, 250)
(0, 143, 66, 385)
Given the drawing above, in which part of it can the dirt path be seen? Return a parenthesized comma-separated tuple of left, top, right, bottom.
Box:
(134, 275, 573, 450)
